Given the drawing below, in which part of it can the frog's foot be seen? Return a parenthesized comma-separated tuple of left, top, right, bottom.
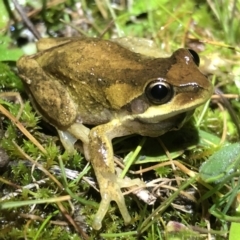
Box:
(92, 172, 144, 230)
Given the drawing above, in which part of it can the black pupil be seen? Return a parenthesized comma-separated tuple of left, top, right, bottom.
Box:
(151, 84, 168, 101)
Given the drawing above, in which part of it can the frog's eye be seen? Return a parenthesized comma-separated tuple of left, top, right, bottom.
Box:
(188, 49, 200, 66)
(145, 81, 173, 105)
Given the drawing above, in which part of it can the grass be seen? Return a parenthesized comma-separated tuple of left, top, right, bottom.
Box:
(0, 0, 240, 239)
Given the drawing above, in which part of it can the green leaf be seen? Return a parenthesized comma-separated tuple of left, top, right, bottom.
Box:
(199, 143, 240, 183)
(229, 223, 240, 240)
(0, 0, 9, 29)
(0, 34, 24, 61)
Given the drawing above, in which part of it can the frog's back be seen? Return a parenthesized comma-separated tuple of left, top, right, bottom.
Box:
(35, 38, 166, 110)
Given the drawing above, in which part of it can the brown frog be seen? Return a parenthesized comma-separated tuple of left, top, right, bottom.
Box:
(17, 37, 213, 230)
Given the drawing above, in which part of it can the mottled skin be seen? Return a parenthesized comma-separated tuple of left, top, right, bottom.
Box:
(17, 37, 213, 230)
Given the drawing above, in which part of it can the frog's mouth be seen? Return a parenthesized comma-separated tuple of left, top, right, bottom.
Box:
(126, 110, 194, 137)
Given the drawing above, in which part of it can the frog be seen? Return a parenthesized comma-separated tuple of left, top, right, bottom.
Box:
(17, 36, 213, 230)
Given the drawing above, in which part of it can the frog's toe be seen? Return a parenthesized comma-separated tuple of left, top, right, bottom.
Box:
(92, 180, 131, 230)
(110, 185, 131, 224)
(92, 195, 111, 230)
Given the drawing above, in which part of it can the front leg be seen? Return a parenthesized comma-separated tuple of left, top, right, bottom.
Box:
(88, 121, 144, 230)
